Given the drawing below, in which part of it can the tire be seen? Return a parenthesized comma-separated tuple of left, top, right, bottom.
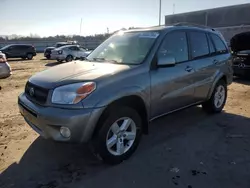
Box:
(93, 106, 142, 165)
(202, 80, 227, 114)
(27, 53, 33, 60)
(66, 55, 73, 62)
(46, 55, 51, 60)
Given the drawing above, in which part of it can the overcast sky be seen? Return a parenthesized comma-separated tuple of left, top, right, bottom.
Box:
(0, 0, 249, 37)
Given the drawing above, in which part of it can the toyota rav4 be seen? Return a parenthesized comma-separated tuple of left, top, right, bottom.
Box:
(18, 24, 233, 164)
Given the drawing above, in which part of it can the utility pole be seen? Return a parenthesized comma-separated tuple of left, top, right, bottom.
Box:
(80, 18, 82, 35)
(173, 3, 175, 14)
(159, 0, 162, 26)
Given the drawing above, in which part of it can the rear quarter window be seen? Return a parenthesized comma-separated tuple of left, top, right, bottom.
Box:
(210, 34, 228, 54)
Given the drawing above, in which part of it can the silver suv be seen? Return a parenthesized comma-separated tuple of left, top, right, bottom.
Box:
(18, 25, 233, 164)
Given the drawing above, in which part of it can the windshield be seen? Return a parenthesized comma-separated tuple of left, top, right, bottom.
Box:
(55, 43, 66, 48)
(0, 45, 12, 50)
(87, 31, 159, 64)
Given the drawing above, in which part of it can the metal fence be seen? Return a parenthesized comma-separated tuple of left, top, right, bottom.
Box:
(0, 40, 103, 52)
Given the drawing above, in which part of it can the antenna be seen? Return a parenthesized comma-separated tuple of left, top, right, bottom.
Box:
(159, 0, 162, 26)
(79, 18, 83, 35)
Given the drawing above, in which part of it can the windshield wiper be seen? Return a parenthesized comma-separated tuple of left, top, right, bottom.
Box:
(93, 57, 106, 61)
(92, 58, 119, 64)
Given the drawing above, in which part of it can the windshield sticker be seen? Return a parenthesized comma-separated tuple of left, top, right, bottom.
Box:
(138, 32, 159, 38)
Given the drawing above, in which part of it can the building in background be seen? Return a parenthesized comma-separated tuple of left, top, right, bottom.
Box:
(165, 3, 250, 42)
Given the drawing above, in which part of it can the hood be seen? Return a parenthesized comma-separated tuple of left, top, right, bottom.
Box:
(230, 32, 250, 52)
(29, 61, 133, 88)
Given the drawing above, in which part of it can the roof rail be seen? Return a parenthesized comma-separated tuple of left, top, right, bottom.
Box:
(173, 22, 215, 31)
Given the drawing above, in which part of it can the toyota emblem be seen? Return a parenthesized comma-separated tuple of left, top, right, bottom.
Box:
(29, 88, 35, 96)
(238, 63, 246, 68)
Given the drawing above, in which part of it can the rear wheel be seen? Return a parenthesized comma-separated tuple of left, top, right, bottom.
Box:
(66, 55, 73, 62)
(27, 53, 33, 60)
(202, 80, 227, 113)
(46, 55, 51, 59)
(93, 106, 142, 165)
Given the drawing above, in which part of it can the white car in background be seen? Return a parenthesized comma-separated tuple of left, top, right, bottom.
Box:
(0, 51, 11, 79)
(50, 45, 90, 62)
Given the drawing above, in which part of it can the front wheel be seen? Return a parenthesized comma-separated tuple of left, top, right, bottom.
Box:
(66, 55, 73, 62)
(202, 80, 227, 113)
(93, 106, 142, 165)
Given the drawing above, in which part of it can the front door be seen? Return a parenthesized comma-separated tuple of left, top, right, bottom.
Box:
(78, 47, 87, 57)
(150, 31, 196, 119)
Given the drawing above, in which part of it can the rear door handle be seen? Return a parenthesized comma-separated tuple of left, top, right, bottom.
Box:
(213, 60, 219, 65)
(185, 66, 193, 72)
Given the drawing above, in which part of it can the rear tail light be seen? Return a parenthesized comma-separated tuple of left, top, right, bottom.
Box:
(0, 54, 6, 63)
(58, 50, 63, 54)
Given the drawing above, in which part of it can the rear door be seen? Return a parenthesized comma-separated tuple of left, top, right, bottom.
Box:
(188, 31, 218, 102)
(7, 46, 17, 57)
(150, 31, 196, 118)
(19, 45, 28, 57)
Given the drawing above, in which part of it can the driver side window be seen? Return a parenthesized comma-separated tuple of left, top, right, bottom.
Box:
(158, 31, 188, 63)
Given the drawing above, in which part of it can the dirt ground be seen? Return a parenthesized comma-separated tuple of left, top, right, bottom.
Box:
(1, 54, 250, 188)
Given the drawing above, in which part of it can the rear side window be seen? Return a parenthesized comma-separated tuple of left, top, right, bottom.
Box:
(16, 45, 29, 50)
(208, 35, 216, 54)
(210, 34, 227, 54)
(189, 32, 209, 59)
(158, 31, 188, 63)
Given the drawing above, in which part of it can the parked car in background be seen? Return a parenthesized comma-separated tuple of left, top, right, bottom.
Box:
(0, 44, 36, 60)
(50, 45, 90, 62)
(44, 41, 79, 59)
(231, 31, 250, 78)
(18, 24, 233, 164)
(0, 52, 11, 78)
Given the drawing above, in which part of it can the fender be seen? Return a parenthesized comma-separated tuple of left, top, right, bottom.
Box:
(94, 85, 150, 112)
(207, 71, 224, 99)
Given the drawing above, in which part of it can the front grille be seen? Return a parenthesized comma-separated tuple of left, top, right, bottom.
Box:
(233, 56, 250, 66)
(45, 49, 52, 54)
(25, 82, 49, 105)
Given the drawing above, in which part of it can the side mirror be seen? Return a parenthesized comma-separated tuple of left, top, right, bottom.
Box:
(157, 55, 176, 67)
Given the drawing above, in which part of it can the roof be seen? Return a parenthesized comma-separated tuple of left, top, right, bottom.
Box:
(124, 24, 218, 34)
(57, 44, 78, 49)
(7, 44, 33, 46)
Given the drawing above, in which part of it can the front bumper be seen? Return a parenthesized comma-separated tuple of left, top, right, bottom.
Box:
(44, 52, 51, 57)
(0, 62, 12, 79)
(233, 66, 250, 76)
(18, 93, 105, 143)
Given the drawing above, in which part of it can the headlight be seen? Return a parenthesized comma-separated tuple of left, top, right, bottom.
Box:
(0, 53, 6, 63)
(51, 82, 96, 104)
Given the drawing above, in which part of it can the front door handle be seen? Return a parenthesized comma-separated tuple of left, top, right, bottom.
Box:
(185, 66, 193, 72)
